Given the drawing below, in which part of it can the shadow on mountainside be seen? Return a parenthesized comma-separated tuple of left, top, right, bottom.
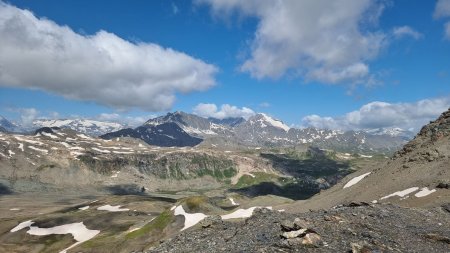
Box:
(104, 184, 146, 196)
(231, 181, 319, 200)
(260, 152, 352, 178)
(0, 182, 13, 195)
(231, 152, 353, 200)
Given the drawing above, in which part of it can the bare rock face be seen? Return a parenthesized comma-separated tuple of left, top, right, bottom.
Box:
(394, 108, 450, 159)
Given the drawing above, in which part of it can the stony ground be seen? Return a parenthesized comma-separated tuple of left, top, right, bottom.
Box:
(149, 203, 450, 253)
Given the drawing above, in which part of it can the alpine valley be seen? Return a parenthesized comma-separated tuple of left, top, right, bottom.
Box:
(0, 109, 448, 253)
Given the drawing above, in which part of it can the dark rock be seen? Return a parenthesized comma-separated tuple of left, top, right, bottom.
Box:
(436, 182, 450, 189)
(200, 215, 222, 228)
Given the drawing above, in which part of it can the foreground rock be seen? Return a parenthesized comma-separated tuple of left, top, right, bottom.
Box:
(148, 204, 449, 252)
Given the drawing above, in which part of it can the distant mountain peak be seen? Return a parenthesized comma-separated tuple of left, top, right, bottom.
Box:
(249, 113, 290, 132)
(33, 118, 125, 136)
(0, 115, 19, 132)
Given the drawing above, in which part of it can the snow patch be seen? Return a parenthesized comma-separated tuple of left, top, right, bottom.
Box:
(11, 220, 99, 253)
(97, 205, 129, 212)
(28, 146, 48, 154)
(221, 206, 272, 220)
(79, 206, 89, 210)
(91, 147, 111, 153)
(380, 187, 419, 200)
(343, 172, 371, 189)
(173, 205, 207, 231)
(414, 187, 436, 198)
(229, 198, 239, 206)
(42, 132, 59, 139)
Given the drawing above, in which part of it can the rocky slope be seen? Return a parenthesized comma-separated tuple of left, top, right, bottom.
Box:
(150, 204, 449, 253)
(283, 108, 450, 212)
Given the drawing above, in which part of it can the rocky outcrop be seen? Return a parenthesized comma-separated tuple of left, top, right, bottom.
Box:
(394, 108, 450, 159)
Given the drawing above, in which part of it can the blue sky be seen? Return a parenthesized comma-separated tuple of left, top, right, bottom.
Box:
(0, 0, 450, 131)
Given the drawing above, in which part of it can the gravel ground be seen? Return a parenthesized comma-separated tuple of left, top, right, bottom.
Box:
(148, 203, 450, 253)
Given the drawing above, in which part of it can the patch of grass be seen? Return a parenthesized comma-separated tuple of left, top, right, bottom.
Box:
(125, 210, 173, 239)
(233, 172, 280, 189)
(184, 196, 207, 211)
(35, 164, 56, 171)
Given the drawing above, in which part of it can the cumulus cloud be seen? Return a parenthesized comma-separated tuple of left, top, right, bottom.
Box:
(301, 97, 450, 132)
(434, 0, 450, 18)
(434, 0, 450, 39)
(193, 103, 255, 119)
(0, 2, 217, 111)
(392, 26, 423, 40)
(197, 0, 387, 84)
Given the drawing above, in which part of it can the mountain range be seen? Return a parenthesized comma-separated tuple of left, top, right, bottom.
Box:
(104, 111, 412, 154)
(32, 119, 125, 136)
(0, 112, 414, 154)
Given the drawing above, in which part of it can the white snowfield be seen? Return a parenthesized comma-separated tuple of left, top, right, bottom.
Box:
(380, 187, 419, 200)
(343, 172, 371, 189)
(173, 205, 207, 231)
(10, 220, 100, 253)
(97, 205, 129, 212)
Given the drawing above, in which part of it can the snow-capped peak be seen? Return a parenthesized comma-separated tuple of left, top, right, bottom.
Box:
(256, 113, 290, 132)
(365, 127, 414, 138)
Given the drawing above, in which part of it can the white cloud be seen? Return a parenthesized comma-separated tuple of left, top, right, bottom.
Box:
(193, 103, 255, 119)
(97, 113, 151, 127)
(301, 97, 450, 131)
(259, 102, 270, 108)
(392, 26, 423, 40)
(445, 22, 450, 40)
(434, 0, 450, 18)
(434, 0, 450, 40)
(0, 2, 217, 111)
(198, 0, 387, 84)
(19, 108, 39, 127)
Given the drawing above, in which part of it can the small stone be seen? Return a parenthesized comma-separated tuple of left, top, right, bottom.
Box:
(425, 233, 450, 244)
(281, 228, 307, 239)
(442, 203, 450, 213)
(293, 218, 309, 229)
(200, 215, 222, 228)
(280, 219, 296, 231)
(302, 233, 321, 246)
